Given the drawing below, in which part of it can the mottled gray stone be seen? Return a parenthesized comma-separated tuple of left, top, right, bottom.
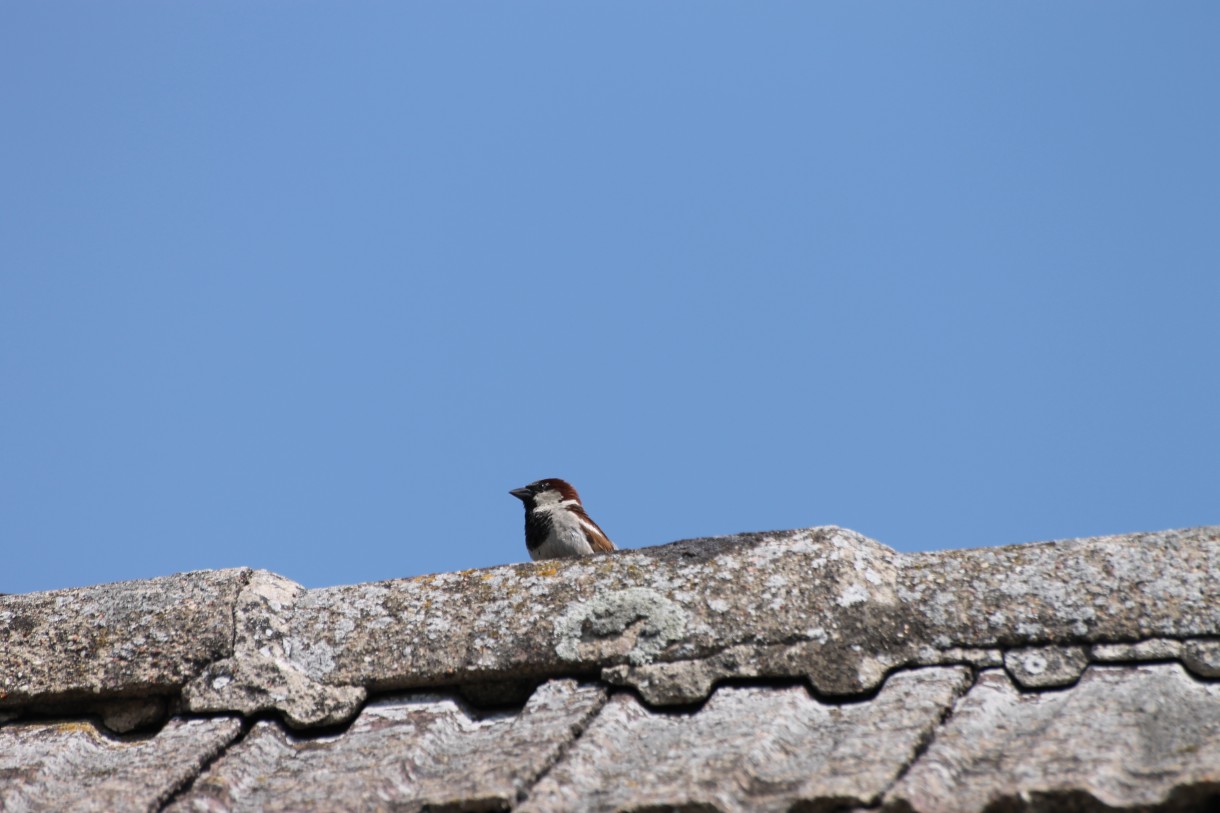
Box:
(166, 679, 605, 813)
(602, 638, 907, 704)
(4, 525, 1218, 727)
(1183, 639, 1220, 678)
(914, 646, 1004, 668)
(261, 524, 1216, 716)
(521, 667, 971, 813)
(278, 527, 922, 706)
(1090, 638, 1183, 662)
(1004, 645, 1089, 688)
(899, 526, 1220, 648)
(887, 664, 1220, 813)
(0, 569, 248, 709)
(182, 571, 366, 728)
(0, 716, 241, 813)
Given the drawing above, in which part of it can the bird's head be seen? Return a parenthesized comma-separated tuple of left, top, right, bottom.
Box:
(509, 478, 581, 509)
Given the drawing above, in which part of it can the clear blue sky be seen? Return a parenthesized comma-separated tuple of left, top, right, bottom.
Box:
(3, 4, 1217, 595)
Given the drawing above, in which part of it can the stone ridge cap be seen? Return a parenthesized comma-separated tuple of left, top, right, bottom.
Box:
(897, 523, 1220, 561)
(249, 522, 1214, 592)
(0, 526, 861, 600)
(374, 524, 870, 586)
(0, 566, 255, 601)
(3, 524, 1215, 600)
(190, 523, 1220, 592)
(3, 524, 1218, 731)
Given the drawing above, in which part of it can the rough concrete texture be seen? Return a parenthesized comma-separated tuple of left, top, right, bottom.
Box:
(182, 571, 367, 728)
(277, 526, 915, 703)
(520, 667, 971, 813)
(0, 569, 249, 708)
(1003, 645, 1089, 688)
(166, 679, 605, 813)
(887, 664, 1220, 813)
(1, 525, 1218, 811)
(1183, 639, 1220, 678)
(276, 524, 1218, 712)
(3, 525, 1218, 726)
(1090, 637, 1183, 662)
(899, 526, 1220, 648)
(0, 716, 241, 813)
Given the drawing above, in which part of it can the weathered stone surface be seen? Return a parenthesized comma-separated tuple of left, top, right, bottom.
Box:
(521, 667, 971, 813)
(276, 527, 922, 704)
(1, 524, 1218, 811)
(1090, 637, 1183, 662)
(887, 664, 1220, 812)
(601, 638, 907, 704)
(0, 569, 248, 708)
(0, 716, 241, 813)
(914, 646, 1003, 668)
(182, 571, 366, 728)
(1183, 639, 1220, 678)
(899, 526, 1220, 648)
(253, 524, 1217, 716)
(166, 679, 605, 813)
(1003, 645, 1089, 688)
(4, 525, 1218, 727)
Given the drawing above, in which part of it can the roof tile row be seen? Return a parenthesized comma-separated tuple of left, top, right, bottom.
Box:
(2, 524, 1218, 811)
(4, 663, 1217, 812)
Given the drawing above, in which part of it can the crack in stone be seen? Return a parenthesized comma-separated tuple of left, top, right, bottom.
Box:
(873, 666, 979, 809)
(155, 715, 248, 813)
(227, 569, 255, 663)
(514, 685, 611, 806)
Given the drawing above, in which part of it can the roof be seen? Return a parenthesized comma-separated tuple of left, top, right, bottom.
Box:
(2, 525, 1219, 812)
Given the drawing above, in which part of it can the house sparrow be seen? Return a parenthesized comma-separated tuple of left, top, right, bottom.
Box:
(509, 478, 616, 560)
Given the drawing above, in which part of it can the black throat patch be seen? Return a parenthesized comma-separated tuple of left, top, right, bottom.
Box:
(523, 509, 553, 552)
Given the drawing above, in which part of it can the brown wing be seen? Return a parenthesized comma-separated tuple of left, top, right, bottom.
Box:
(571, 504, 615, 553)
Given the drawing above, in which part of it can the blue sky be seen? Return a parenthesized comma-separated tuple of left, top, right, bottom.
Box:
(3, 4, 1217, 595)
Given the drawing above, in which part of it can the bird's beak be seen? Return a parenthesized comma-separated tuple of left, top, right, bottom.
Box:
(509, 487, 532, 501)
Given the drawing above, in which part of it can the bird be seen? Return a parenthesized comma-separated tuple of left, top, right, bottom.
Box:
(509, 478, 616, 560)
